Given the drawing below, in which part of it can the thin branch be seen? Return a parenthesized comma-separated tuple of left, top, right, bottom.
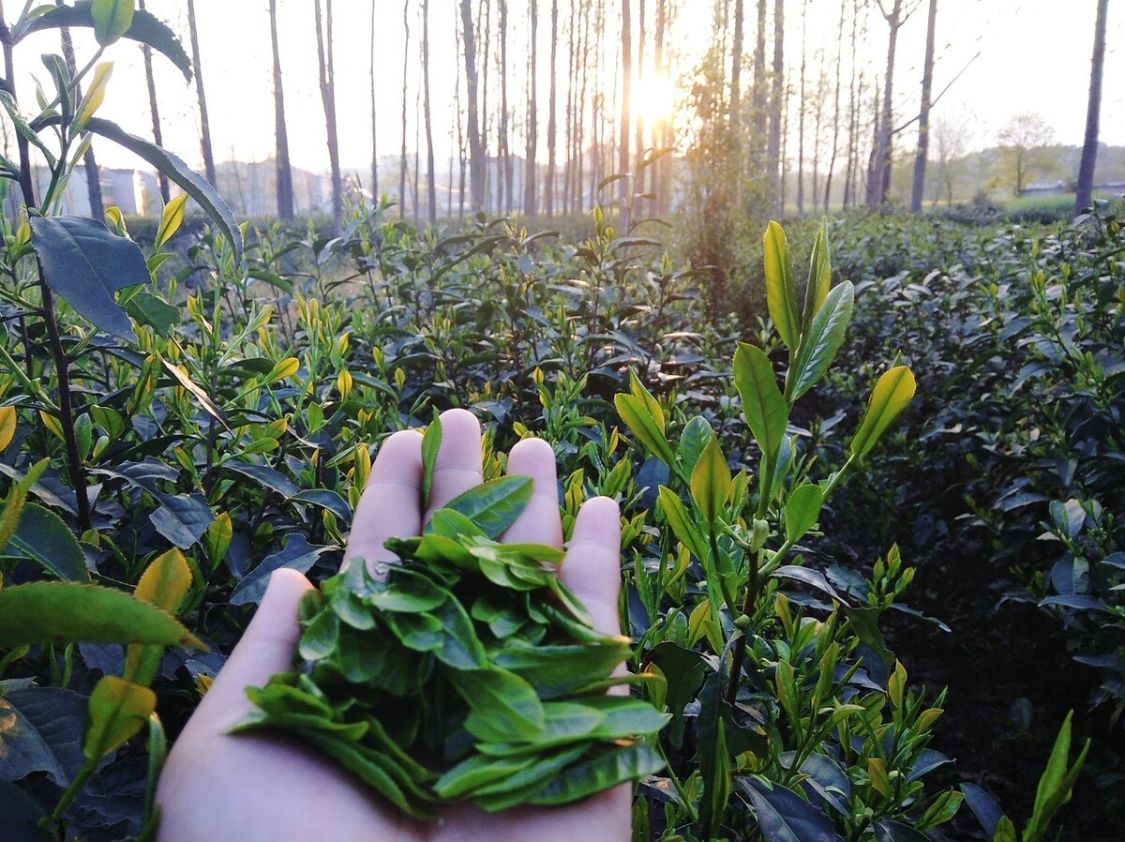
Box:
(891, 51, 980, 137)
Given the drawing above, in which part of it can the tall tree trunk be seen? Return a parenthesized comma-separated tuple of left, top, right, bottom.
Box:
(730, 0, 744, 190)
(634, 0, 645, 197)
(751, 0, 766, 152)
(186, 0, 216, 186)
(768, 0, 784, 214)
(910, 0, 937, 213)
(652, 0, 666, 212)
(545, 0, 558, 214)
(499, 0, 511, 213)
(370, 0, 379, 203)
(60, 0, 105, 214)
(823, 0, 845, 211)
(576, 3, 590, 211)
(563, 0, 575, 213)
(796, 0, 806, 214)
(461, 0, 486, 211)
(811, 71, 824, 212)
(843, 7, 859, 209)
(524, 0, 539, 216)
(423, 0, 436, 222)
(455, 11, 467, 217)
(480, 0, 492, 211)
(269, 0, 294, 219)
(868, 0, 902, 208)
(314, 0, 343, 230)
(400, 0, 411, 218)
(619, 0, 632, 225)
(1076, 0, 1108, 214)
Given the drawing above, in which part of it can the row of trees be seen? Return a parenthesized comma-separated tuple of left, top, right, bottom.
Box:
(61, 1, 1112, 229)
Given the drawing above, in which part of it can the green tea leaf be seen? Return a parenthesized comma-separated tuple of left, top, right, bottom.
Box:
(764, 220, 801, 349)
(525, 743, 664, 805)
(679, 415, 715, 476)
(657, 487, 709, 560)
(690, 437, 731, 522)
(733, 343, 788, 463)
(0, 582, 203, 649)
(802, 222, 832, 331)
(84, 675, 156, 761)
(784, 483, 824, 543)
(849, 366, 917, 458)
(421, 415, 442, 509)
(614, 392, 676, 466)
(91, 0, 135, 45)
(450, 668, 546, 741)
(7, 503, 89, 582)
(432, 475, 533, 538)
(787, 281, 854, 400)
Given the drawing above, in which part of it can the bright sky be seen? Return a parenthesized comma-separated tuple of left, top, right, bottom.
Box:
(6, 0, 1123, 176)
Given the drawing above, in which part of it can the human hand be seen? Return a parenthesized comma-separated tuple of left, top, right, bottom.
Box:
(156, 409, 630, 841)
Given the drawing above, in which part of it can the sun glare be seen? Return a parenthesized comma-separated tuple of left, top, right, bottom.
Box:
(630, 71, 677, 125)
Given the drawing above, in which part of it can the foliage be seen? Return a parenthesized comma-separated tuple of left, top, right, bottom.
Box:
(0, 7, 1117, 833)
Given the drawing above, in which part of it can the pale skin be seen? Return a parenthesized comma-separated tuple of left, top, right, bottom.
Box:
(156, 409, 630, 841)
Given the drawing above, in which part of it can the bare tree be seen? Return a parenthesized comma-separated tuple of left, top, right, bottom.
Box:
(842, 5, 860, 209)
(545, 0, 558, 214)
(269, 0, 294, 219)
(768, 0, 784, 213)
(524, 0, 539, 215)
(461, 0, 486, 211)
(370, 0, 379, 203)
(634, 0, 646, 197)
(499, 0, 511, 212)
(423, 0, 436, 222)
(59, 0, 105, 214)
(867, 0, 911, 208)
(933, 115, 970, 205)
(400, 0, 411, 217)
(186, 0, 216, 185)
(998, 112, 1056, 196)
(796, 0, 806, 213)
(620, 0, 632, 222)
(910, 0, 937, 212)
(822, 0, 845, 211)
(751, 0, 766, 148)
(730, 0, 745, 174)
(1076, 0, 1109, 214)
(313, 0, 343, 230)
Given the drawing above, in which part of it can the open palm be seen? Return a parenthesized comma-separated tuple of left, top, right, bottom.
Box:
(156, 409, 630, 841)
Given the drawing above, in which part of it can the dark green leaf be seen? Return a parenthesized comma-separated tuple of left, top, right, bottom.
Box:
(0, 688, 87, 785)
(30, 215, 150, 342)
(87, 118, 243, 265)
(734, 343, 788, 463)
(450, 668, 545, 741)
(526, 743, 664, 806)
(739, 777, 845, 842)
(230, 535, 334, 606)
(6, 503, 89, 581)
(0, 582, 203, 648)
(787, 281, 854, 400)
(430, 476, 533, 538)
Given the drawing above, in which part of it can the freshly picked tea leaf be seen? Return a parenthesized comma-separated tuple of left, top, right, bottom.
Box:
(238, 483, 668, 819)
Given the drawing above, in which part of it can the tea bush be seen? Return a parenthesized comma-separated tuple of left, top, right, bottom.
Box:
(0, 3, 1118, 839)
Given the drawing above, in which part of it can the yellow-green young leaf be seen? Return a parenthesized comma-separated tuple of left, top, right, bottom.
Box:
(784, 482, 824, 543)
(614, 393, 675, 466)
(917, 707, 944, 732)
(133, 548, 192, 613)
(887, 660, 908, 709)
(421, 415, 443, 509)
(75, 61, 112, 126)
(0, 405, 16, 452)
(264, 356, 300, 384)
(732, 343, 788, 464)
(657, 487, 709, 561)
(918, 790, 965, 831)
(992, 816, 1017, 842)
(690, 438, 731, 522)
(763, 220, 801, 349)
(849, 366, 917, 457)
(204, 511, 233, 567)
(125, 548, 193, 685)
(39, 410, 64, 442)
(104, 205, 127, 235)
(0, 458, 50, 554)
(154, 193, 190, 248)
(774, 659, 800, 731)
(868, 757, 890, 797)
(801, 222, 832, 331)
(91, 0, 135, 46)
(628, 370, 665, 434)
(84, 675, 155, 761)
(0, 581, 205, 649)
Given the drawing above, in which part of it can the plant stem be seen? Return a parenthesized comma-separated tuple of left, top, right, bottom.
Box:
(2, 20, 91, 531)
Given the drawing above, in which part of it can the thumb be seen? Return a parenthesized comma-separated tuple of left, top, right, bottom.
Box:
(181, 568, 313, 738)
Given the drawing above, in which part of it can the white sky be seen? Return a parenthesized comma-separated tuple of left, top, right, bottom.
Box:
(6, 0, 1123, 176)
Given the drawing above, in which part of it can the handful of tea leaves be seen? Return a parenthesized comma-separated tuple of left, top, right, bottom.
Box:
(236, 476, 668, 819)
